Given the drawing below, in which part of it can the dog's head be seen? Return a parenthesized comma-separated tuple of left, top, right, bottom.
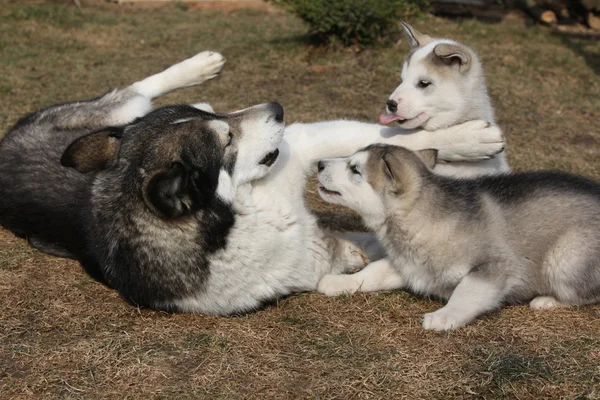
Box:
(380, 22, 485, 131)
(61, 102, 284, 218)
(317, 144, 437, 226)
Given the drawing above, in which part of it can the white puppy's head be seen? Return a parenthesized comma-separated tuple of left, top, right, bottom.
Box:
(316, 144, 437, 228)
(380, 22, 492, 131)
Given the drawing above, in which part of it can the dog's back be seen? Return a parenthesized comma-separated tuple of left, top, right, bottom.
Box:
(0, 112, 93, 253)
(396, 163, 600, 306)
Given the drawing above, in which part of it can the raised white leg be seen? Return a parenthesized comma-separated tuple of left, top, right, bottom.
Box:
(129, 51, 226, 99)
(422, 274, 504, 331)
(317, 259, 403, 297)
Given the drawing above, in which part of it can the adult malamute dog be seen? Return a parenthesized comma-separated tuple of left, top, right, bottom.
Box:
(316, 144, 600, 330)
(0, 35, 504, 315)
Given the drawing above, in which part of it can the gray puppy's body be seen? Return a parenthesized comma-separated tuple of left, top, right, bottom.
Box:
(316, 145, 600, 330)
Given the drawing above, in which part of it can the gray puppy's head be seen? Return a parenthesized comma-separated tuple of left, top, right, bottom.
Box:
(317, 144, 437, 226)
(61, 102, 284, 218)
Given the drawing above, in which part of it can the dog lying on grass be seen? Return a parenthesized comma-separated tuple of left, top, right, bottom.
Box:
(0, 25, 506, 314)
(316, 144, 600, 330)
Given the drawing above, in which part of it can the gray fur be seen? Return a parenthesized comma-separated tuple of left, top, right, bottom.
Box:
(316, 144, 600, 330)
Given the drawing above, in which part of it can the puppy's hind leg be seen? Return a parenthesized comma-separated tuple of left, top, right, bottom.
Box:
(529, 296, 568, 310)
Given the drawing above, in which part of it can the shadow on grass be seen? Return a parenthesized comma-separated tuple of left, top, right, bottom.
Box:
(553, 31, 600, 75)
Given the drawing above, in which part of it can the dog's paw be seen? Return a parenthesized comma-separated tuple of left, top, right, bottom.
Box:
(192, 102, 215, 113)
(529, 296, 565, 310)
(422, 308, 468, 331)
(439, 120, 505, 162)
(177, 51, 226, 86)
(317, 274, 361, 297)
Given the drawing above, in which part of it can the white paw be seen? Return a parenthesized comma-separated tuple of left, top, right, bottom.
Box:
(178, 51, 226, 86)
(529, 296, 564, 310)
(439, 120, 505, 162)
(317, 274, 361, 297)
(422, 308, 468, 331)
(192, 102, 215, 113)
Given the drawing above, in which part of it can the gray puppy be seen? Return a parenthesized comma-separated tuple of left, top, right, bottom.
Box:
(316, 144, 600, 330)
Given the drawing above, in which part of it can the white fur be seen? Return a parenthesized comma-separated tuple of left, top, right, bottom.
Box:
(101, 45, 508, 315)
(530, 296, 566, 310)
(317, 259, 404, 296)
(129, 51, 225, 99)
(169, 113, 506, 314)
(422, 275, 502, 331)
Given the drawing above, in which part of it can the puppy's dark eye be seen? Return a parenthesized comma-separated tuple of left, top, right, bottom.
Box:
(350, 165, 361, 175)
(226, 131, 233, 146)
(417, 80, 432, 89)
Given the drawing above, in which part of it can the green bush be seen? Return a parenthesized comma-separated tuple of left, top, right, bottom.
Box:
(268, 0, 429, 46)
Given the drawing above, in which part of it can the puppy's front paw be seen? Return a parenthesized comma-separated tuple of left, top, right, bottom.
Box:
(422, 308, 468, 331)
(317, 274, 361, 297)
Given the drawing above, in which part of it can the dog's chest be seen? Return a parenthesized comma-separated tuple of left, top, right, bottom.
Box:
(384, 224, 468, 298)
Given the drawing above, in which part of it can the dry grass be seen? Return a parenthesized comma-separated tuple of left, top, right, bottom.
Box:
(1, 2, 599, 399)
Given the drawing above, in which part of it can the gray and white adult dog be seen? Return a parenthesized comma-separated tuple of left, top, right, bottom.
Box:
(316, 144, 600, 330)
(0, 46, 505, 315)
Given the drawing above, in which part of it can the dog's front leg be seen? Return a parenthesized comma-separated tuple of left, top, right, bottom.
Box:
(317, 259, 404, 296)
(422, 271, 505, 331)
(429, 120, 507, 163)
(284, 119, 505, 172)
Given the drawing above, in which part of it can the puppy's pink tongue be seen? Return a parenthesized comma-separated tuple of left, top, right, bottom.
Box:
(379, 114, 402, 124)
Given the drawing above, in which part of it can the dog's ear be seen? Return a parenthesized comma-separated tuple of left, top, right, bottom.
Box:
(144, 163, 191, 218)
(401, 21, 432, 49)
(61, 130, 121, 173)
(433, 43, 472, 73)
(416, 149, 438, 169)
(144, 162, 218, 218)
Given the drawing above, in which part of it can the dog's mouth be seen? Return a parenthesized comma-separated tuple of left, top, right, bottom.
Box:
(379, 112, 426, 126)
(259, 148, 280, 167)
(317, 183, 341, 196)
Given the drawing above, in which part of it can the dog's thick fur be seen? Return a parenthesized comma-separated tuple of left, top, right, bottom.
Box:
(0, 43, 505, 315)
(316, 144, 600, 330)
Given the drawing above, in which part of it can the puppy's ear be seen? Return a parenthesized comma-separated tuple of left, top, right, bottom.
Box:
(433, 43, 471, 73)
(416, 149, 438, 169)
(61, 129, 121, 173)
(401, 21, 432, 49)
(382, 151, 405, 193)
(144, 163, 191, 218)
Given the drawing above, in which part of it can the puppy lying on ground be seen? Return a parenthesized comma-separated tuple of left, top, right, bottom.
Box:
(316, 144, 600, 330)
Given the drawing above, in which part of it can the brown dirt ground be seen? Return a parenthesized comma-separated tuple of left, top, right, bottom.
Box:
(0, 2, 599, 399)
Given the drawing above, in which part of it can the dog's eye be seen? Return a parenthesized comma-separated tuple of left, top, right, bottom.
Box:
(226, 131, 233, 146)
(350, 165, 361, 175)
(417, 80, 432, 89)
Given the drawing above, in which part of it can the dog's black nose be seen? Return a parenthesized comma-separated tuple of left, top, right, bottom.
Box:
(318, 161, 325, 172)
(267, 102, 284, 123)
(386, 99, 398, 113)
